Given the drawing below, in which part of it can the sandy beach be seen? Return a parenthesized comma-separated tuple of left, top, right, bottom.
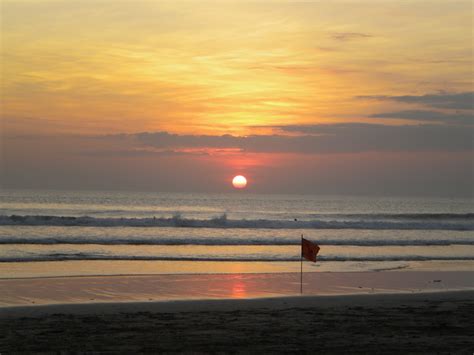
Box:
(1, 291, 473, 353)
(1, 272, 473, 353)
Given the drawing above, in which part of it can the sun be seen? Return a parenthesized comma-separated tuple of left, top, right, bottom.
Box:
(232, 175, 247, 189)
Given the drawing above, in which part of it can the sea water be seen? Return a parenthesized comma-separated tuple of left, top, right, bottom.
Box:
(0, 189, 472, 278)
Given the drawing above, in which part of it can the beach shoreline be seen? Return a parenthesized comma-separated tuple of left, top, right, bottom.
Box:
(1, 270, 473, 307)
(2, 271, 473, 352)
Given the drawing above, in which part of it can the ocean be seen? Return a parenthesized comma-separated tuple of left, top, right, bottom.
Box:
(0, 189, 473, 278)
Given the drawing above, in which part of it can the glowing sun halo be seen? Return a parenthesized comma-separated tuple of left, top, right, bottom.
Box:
(232, 175, 247, 189)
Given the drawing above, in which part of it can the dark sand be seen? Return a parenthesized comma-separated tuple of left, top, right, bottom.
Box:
(1, 291, 473, 354)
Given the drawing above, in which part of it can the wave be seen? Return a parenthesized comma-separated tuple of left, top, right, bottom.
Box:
(1, 237, 473, 246)
(312, 213, 474, 220)
(1, 254, 473, 263)
(0, 214, 472, 230)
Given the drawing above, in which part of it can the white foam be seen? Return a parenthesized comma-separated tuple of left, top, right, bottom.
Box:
(0, 214, 472, 230)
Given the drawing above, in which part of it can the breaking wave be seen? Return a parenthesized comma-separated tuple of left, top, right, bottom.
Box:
(1, 237, 473, 246)
(0, 214, 472, 230)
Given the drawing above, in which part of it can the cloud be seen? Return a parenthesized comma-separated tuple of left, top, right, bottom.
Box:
(369, 110, 473, 125)
(330, 32, 373, 41)
(273, 123, 380, 134)
(79, 149, 209, 158)
(3, 125, 472, 196)
(270, 123, 471, 153)
(112, 123, 473, 154)
(358, 92, 474, 110)
(134, 132, 242, 149)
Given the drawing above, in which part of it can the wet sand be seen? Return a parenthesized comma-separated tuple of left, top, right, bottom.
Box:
(1, 271, 473, 306)
(1, 291, 473, 353)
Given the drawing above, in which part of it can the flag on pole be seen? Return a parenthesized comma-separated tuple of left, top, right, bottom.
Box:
(301, 238, 320, 262)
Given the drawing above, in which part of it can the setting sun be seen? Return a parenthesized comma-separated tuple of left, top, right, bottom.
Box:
(1, 1, 472, 352)
(232, 175, 247, 189)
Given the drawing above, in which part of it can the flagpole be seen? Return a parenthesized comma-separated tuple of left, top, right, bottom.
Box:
(300, 234, 303, 294)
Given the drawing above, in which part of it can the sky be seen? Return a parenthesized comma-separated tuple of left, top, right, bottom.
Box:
(1, 0, 473, 196)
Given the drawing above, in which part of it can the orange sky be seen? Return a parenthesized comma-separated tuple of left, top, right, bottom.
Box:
(1, 0, 472, 195)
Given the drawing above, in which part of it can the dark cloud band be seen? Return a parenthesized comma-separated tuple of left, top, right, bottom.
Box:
(118, 123, 473, 154)
(369, 110, 473, 124)
(358, 91, 474, 110)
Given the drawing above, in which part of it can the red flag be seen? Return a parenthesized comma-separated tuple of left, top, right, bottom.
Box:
(301, 238, 320, 262)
